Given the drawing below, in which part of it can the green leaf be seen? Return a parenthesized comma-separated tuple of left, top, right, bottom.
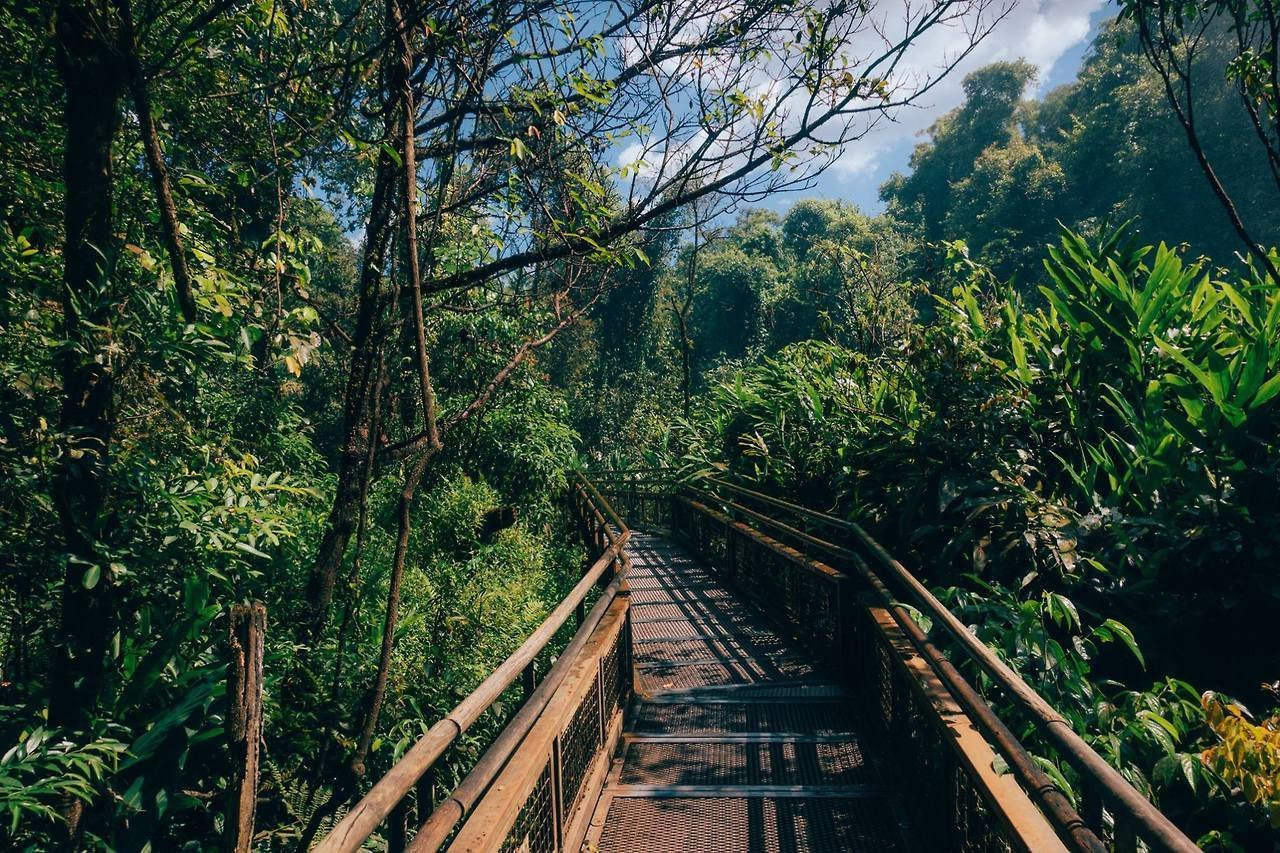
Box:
(1179, 753, 1198, 793)
(1250, 371, 1280, 409)
(1153, 338, 1224, 408)
(234, 541, 271, 560)
(1100, 618, 1144, 668)
(82, 564, 101, 590)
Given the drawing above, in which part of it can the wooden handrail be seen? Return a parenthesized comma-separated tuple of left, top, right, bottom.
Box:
(698, 475, 1198, 853)
(410, 573, 627, 851)
(315, 478, 630, 853)
(448, 592, 631, 851)
(574, 471, 628, 537)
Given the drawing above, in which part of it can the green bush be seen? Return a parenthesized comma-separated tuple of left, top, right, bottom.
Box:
(673, 225, 1280, 845)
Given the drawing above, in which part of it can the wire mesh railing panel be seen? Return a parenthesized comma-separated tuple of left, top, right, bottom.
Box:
(601, 625, 625, 719)
(595, 488, 674, 530)
(849, 599, 1034, 852)
(452, 596, 629, 852)
(500, 762, 556, 853)
(559, 675, 603, 816)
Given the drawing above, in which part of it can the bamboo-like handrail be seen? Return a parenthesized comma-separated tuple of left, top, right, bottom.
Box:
(315, 478, 629, 853)
(700, 475, 1198, 853)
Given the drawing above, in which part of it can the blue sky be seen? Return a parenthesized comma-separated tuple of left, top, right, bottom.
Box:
(770, 0, 1117, 215)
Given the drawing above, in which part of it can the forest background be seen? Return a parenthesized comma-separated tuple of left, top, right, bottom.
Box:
(2, 0, 1278, 850)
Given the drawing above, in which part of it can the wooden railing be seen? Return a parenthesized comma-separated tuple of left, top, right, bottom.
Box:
(316, 468, 1198, 852)
(315, 474, 629, 853)
(592, 470, 1198, 853)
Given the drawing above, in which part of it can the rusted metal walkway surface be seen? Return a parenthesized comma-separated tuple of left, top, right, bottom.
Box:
(584, 532, 916, 852)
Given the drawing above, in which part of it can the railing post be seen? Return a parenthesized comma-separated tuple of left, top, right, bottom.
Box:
(551, 737, 565, 848)
(522, 661, 537, 700)
(596, 656, 607, 742)
(939, 735, 959, 850)
(1116, 817, 1137, 853)
(388, 797, 408, 852)
(623, 607, 633, 700)
(225, 601, 266, 853)
(416, 765, 435, 827)
(1082, 786, 1103, 839)
(834, 575, 852, 678)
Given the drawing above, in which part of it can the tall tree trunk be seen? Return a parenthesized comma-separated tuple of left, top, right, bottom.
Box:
(50, 0, 126, 838)
(115, 0, 198, 322)
(303, 149, 399, 639)
(348, 0, 438, 773)
(349, 450, 432, 777)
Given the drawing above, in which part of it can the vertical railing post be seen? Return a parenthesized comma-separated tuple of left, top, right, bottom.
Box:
(623, 607, 633, 700)
(551, 738, 565, 848)
(415, 765, 435, 829)
(1116, 817, 1137, 853)
(939, 734, 959, 850)
(522, 661, 537, 700)
(225, 601, 266, 853)
(596, 657, 607, 742)
(1082, 786, 1103, 841)
(388, 797, 409, 852)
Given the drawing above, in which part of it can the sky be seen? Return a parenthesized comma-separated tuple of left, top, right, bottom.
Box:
(774, 0, 1117, 215)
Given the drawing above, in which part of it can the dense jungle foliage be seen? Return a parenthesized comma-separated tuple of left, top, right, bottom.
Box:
(2, 0, 1279, 849)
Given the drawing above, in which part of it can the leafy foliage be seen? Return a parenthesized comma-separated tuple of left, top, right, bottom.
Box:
(671, 224, 1280, 844)
(1201, 693, 1280, 830)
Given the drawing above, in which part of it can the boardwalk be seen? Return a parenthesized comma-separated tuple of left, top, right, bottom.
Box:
(583, 532, 918, 852)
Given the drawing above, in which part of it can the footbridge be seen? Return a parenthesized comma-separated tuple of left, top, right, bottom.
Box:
(316, 472, 1198, 852)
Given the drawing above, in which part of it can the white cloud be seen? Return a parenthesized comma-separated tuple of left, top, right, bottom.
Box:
(830, 0, 1107, 184)
(831, 139, 889, 178)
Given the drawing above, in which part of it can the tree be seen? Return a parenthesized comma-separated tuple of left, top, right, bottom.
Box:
(1122, 0, 1280, 281)
(303, 0, 1006, 635)
(882, 60, 1039, 242)
(881, 15, 1280, 283)
(48, 16, 128, 840)
(946, 138, 1067, 278)
(0, 0, 1009, 844)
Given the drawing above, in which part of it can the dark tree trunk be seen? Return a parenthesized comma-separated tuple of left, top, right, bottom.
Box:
(116, 0, 198, 323)
(50, 0, 126, 837)
(303, 149, 399, 639)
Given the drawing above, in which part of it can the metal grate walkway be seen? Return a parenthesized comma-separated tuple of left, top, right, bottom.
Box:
(583, 532, 918, 852)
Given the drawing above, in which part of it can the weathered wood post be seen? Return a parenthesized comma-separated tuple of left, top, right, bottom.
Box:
(225, 602, 266, 853)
